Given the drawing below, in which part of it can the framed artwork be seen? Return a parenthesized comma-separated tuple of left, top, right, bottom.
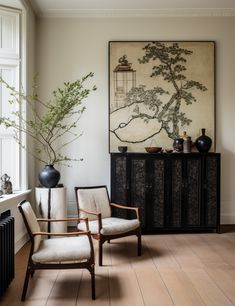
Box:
(109, 41, 215, 152)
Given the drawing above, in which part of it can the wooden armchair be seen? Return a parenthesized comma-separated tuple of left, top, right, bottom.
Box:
(18, 200, 95, 301)
(74, 185, 141, 266)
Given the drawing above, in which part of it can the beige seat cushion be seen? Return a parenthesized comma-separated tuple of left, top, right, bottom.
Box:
(32, 236, 91, 263)
(77, 188, 111, 221)
(78, 217, 140, 235)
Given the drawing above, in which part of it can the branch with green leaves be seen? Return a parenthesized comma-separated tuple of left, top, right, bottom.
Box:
(0, 73, 96, 165)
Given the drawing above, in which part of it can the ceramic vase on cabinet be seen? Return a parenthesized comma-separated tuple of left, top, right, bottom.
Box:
(173, 138, 184, 152)
(195, 128, 212, 153)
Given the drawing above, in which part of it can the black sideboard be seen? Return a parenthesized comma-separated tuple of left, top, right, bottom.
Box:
(111, 152, 220, 233)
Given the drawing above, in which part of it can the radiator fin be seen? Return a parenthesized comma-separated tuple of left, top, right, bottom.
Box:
(0, 210, 15, 296)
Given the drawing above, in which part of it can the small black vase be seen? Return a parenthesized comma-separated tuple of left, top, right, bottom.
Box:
(195, 128, 212, 153)
(173, 138, 184, 152)
(38, 164, 60, 188)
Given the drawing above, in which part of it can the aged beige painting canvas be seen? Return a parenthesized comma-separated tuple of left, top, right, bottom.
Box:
(109, 41, 215, 152)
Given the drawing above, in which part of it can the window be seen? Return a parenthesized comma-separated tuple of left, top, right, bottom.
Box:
(0, 7, 25, 190)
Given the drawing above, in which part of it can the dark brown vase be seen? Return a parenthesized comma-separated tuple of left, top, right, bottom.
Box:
(173, 138, 184, 152)
(195, 128, 212, 153)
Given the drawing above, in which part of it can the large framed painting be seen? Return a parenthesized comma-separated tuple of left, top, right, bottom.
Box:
(109, 41, 215, 152)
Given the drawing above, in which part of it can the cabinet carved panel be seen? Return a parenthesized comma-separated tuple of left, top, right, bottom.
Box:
(131, 159, 146, 228)
(152, 159, 165, 227)
(187, 158, 201, 226)
(111, 156, 128, 219)
(114, 156, 127, 204)
(205, 156, 218, 226)
(171, 159, 182, 227)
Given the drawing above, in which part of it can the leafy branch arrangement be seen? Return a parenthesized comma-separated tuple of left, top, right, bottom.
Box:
(0, 73, 96, 165)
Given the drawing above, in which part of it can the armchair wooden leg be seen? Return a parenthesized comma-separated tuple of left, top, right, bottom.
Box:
(98, 239, 103, 266)
(21, 266, 31, 301)
(90, 265, 96, 300)
(137, 229, 141, 256)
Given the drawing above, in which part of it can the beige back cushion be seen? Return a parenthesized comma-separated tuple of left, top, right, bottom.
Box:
(77, 188, 111, 220)
(22, 201, 42, 252)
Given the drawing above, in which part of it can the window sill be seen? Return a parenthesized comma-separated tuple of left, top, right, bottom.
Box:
(0, 190, 31, 204)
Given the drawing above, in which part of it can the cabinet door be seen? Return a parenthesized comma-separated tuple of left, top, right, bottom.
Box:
(204, 155, 220, 228)
(111, 154, 129, 219)
(149, 157, 166, 229)
(169, 155, 202, 229)
(170, 156, 184, 228)
(184, 156, 202, 228)
(130, 157, 147, 229)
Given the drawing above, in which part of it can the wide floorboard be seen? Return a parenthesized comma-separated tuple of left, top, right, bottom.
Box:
(1, 232, 235, 306)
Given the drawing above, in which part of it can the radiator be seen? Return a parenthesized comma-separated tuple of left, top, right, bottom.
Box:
(0, 210, 15, 296)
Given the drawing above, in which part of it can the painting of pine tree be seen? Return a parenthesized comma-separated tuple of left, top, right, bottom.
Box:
(109, 41, 215, 152)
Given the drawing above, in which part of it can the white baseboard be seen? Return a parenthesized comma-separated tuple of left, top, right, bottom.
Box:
(221, 213, 235, 224)
(15, 233, 29, 254)
(221, 200, 235, 224)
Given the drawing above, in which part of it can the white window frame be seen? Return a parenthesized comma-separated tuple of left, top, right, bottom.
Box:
(0, 5, 27, 191)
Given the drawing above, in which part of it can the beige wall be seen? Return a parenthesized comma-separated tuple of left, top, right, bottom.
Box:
(36, 16, 235, 223)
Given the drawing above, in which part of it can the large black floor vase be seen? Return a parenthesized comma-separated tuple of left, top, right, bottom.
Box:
(38, 164, 60, 188)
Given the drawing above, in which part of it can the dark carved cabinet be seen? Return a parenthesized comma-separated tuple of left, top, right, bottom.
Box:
(111, 153, 220, 233)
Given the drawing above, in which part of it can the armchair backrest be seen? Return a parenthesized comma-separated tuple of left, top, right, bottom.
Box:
(75, 186, 111, 220)
(18, 200, 42, 252)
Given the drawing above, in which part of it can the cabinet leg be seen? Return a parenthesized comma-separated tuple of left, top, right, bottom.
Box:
(216, 225, 221, 234)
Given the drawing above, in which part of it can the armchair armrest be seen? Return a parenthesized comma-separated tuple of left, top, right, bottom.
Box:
(110, 202, 140, 220)
(32, 231, 91, 237)
(37, 217, 90, 231)
(78, 208, 103, 232)
(79, 208, 100, 217)
(37, 217, 88, 222)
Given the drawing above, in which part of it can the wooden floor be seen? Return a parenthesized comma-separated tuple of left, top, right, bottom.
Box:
(1, 231, 235, 306)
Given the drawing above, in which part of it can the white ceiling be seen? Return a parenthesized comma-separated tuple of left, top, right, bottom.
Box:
(29, 0, 235, 17)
